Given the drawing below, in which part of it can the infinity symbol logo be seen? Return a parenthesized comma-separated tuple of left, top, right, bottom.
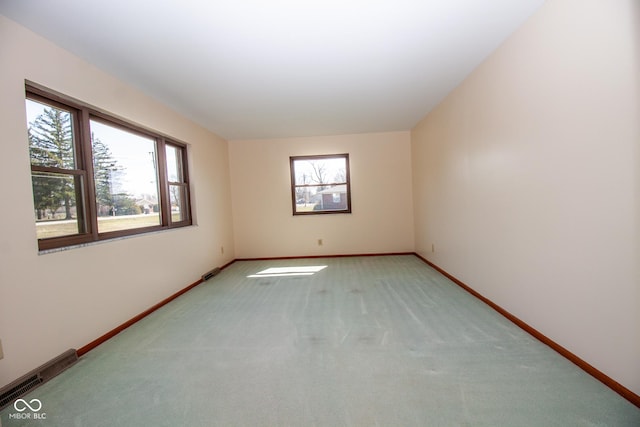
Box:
(14, 398, 42, 412)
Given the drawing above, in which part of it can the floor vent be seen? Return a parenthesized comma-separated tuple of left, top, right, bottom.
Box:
(0, 374, 41, 410)
(0, 349, 78, 410)
(202, 267, 221, 281)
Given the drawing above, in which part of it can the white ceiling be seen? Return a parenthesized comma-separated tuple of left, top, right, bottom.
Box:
(1, 0, 544, 140)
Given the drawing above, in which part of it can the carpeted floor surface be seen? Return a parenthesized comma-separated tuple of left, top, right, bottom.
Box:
(1, 255, 639, 426)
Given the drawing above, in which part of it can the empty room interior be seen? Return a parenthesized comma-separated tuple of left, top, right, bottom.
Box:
(1, 0, 639, 425)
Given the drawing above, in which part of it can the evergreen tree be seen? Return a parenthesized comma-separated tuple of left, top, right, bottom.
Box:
(28, 106, 74, 168)
(91, 134, 121, 216)
(28, 107, 75, 219)
(28, 106, 123, 220)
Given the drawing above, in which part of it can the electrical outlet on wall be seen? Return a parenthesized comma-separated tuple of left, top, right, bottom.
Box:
(0, 339, 4, 360)
(317, 239, 323, 246)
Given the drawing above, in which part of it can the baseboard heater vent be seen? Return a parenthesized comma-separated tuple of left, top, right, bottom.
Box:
(0, 348, 78, 410)
(202, 267, 221, 281)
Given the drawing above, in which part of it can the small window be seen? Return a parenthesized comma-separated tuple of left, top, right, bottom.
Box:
(165, 143, 191, 225)
(290, 154, 351, 215)
(25, 84, 192, 250)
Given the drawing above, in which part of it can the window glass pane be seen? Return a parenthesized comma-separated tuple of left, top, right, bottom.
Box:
(169, 184, 188, 223)
(165, 144, 183, 183)
(294, 184, 348, 213)
(32, 172, 85, 239)
(90, 120, 160, 233)
(293, 157, 346, 186)
(26, 99, 76, 168)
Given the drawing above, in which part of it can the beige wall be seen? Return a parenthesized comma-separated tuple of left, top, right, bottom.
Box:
(0, 16, 235, 387)
(229, 132, 414, 258)
(412, 0, 640, 395)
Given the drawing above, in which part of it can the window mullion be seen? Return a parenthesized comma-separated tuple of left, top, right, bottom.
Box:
(294, 182, 346, 188)
(79, 107, 98, 240)
(31, 165, 85, 175)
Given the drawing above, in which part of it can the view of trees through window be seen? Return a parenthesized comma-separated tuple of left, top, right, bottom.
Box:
(25, 86, 191, 249)
(290, 154, 351, 215)
(89, 119, 161, 233)
(27, 99, 85, 239)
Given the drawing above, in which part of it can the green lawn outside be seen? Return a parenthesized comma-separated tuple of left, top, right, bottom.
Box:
(35, 214, 162, 239)
(295, 203, 317, 212)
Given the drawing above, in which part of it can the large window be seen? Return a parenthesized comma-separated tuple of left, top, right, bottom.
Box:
(290, 154, 351, 215)
(25, 84, 192, 250)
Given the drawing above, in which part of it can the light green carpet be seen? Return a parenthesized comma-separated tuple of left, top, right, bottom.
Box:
(2, 255, 639, 426)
